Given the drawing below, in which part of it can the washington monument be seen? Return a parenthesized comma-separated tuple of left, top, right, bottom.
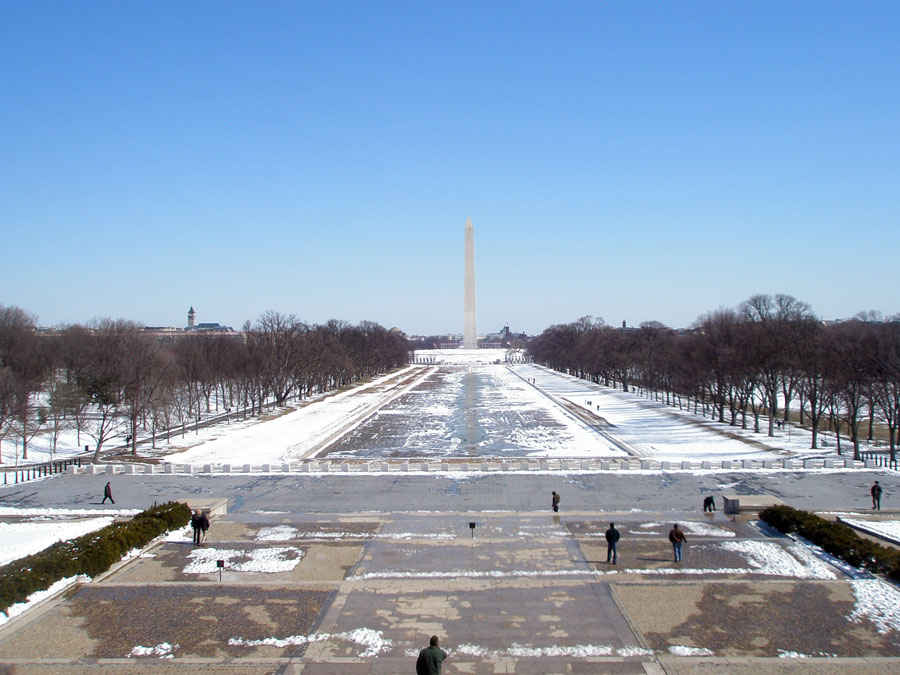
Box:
(463, 217, 477, 349)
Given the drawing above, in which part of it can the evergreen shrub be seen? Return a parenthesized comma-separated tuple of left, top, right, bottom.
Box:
(0, 501, 190, 615)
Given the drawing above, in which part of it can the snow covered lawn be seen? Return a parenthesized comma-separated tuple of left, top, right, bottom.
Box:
(0, 508, 138, 566)
(841, 519, 900, 545)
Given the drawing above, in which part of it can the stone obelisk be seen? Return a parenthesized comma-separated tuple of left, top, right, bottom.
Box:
(463, 217, 477, 349)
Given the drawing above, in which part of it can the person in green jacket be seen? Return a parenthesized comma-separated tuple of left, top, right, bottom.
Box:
(416, 635, 447, 674)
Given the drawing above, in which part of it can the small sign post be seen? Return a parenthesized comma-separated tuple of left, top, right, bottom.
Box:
(469, 522, 476, 539)
(217, 559, 224, 582)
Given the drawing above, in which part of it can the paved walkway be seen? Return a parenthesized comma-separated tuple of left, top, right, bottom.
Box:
(1, 501, 900, 673)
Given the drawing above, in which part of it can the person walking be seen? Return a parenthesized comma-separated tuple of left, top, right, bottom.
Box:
(871, 481, 883, 510)
(668, 523, 686, 562)
(605, 523, 620, 564)
(416, 635, 447, 675)
(199, 510, 210, 544)
(101, 482, 115, 504)
(190, 510, 202, 545)
(551, 491, 560, 513)
(703, 496, 716, 512)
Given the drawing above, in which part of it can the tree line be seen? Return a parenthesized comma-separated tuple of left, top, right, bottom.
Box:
(527, 294, 900, 463)
(0, 306, 409, 463)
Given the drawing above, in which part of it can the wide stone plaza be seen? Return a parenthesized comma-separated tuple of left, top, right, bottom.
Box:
(0, 358, 898, 674)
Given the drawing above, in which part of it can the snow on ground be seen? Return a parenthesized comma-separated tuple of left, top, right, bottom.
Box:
(229, 628, 392, 657)
(719, 540, 836, 579)
(183, 546, 304, 574)
(669, 645, 714, 656)
(847, 578, 900, 634)
(127, 642, 178, 659)
(0, 516, 115, 566)
(162, 366, 422, 465)
(630, 521, 735, 537)
(841, 519, 900, 544)
(513, 363, 839, 461)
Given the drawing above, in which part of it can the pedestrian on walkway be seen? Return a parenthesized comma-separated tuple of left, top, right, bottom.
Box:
(605, 522, 620, 564)
(871, 481, 883, 510)
(551, 491, 560, 513)
(190, 510, 203, 545)
(416, 635, 447, 675)
(668, 523, 686, 562)
(101, 482, 115, 504)
(703, 495, 716, 512)
(199, 510, 210, 544)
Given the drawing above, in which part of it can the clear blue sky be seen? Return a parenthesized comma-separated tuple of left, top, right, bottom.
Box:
(2, 2, 898, 334)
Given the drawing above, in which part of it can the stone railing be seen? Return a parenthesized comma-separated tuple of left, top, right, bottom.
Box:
(66, 456, 870, 476)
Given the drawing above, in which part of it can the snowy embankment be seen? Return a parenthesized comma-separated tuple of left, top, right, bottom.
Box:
(840, 519, 900, 545)
(515, 363, 849, 461)
(161, 366, 423, 465)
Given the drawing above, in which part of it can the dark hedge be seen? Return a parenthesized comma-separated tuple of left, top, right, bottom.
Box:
(0, 501, 191, 615)
(759, 505, 900, 581)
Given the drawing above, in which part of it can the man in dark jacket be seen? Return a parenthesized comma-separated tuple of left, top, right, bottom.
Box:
(669, 523, 686, 562)
(416, 635, 447, 675)
(551, 491, 560, 513)
(605, 523, 620, 564)
(101, 482, 115, 504)
(871, 481, 883, 510)
(190, 510, 202, 545)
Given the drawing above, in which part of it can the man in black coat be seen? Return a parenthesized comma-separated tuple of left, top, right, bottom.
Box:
(101, 482, 115, 504)
(605, 523, 620, 564)
(190, 510, 202, 545)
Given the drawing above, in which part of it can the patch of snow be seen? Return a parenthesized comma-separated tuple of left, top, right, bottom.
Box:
(456, 643, 490, 656)
(847, 579, 900, 634)
(669, 645, 714, 656)
(0, 507, 140, 517)
(349, 569, 596, 581)
(719, 540, 836, 579)
(127, 642, 179, 659)
(229, 627, 391, 657)
(255, 525, 298, 541)
(616, 646, 656, 656)
(680, 522, 736, 537)
(454, 643, 654, 658)
(183, 547, 304, 574)
(507, 643, 614, 657)
(778, 649, 836, 658)
(0, 517, 114, 566)
(841, 519, 900, 544)
(165, 525, 193, 542)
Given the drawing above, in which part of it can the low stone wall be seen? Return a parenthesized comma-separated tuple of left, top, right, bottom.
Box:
(67, 456, 867, 475)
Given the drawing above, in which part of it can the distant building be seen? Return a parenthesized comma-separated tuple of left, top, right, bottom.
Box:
(185, 307, 233, 332)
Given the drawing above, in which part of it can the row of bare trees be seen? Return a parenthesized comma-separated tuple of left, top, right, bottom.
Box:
(527, 294, 900, 463)
(0, 306, 409, 464)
